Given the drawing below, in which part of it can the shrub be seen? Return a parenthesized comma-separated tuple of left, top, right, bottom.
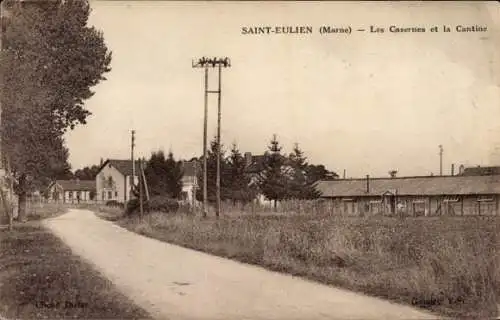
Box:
(125, 196, 180, 216)
(105, 200, 123, 208)
(125, 199, 140, 216)
(148, 196, 180, 213)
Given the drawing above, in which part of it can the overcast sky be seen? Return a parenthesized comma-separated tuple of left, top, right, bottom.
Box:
(65, 1, 500, 178)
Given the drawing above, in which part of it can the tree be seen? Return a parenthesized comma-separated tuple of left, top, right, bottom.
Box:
(303, 164, 338, 198)
(164, 151, 183, 199)
(259, 134, 288, 209)
(289, 143, 307, 171)
(74, 164, 100, 180)
(144, 151, 169, 197)
(144, 150, 183, 199)
(0, 0, 112, 221)
(389, 170, 398, 178)
(287, 143, 319, 199)
(196, 136, 230, 203)
(305, 164, 337, 182)
(226, 143, 257, 204)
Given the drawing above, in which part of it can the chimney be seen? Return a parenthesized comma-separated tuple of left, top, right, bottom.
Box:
(244, 152, 252, 167)
(451, 163, 455, 176)
(366, 175, 370, 193)
(343, 169, 346, 179)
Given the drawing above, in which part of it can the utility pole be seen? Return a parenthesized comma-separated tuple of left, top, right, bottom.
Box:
(131, 130, 135, 202)
(215, 63, 222, 218)
(439, 145, 443, 176)
(192, 57, 231, 218)
(0, 0, 12, 230)
(0, 0, 4, 169)
(141, 157, 150, 201)
(202, 66, 208, 218)
(139, 159, 143, 218)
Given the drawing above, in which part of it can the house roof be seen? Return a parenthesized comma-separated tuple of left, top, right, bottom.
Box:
(461, 166, 500, 176)
(53, 180, 96, 192)
(316, 175, 500, 197)
(246, 155, 266, 173)
(98, 159, 140, 177)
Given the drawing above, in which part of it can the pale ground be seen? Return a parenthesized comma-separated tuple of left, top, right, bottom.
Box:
(43, 209, 441, 320)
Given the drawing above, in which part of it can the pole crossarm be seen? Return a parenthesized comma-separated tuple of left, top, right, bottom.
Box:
(192, 57, 231, 68)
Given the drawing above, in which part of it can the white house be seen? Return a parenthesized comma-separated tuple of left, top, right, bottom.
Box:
(47, 179, 96, 203)
(96, 159, 139, 204)
(180, 160, 199, 205)
(95, 158, 202, 205)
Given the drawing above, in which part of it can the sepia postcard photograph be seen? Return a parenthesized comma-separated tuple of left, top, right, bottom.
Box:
(0, 1, 499, 319)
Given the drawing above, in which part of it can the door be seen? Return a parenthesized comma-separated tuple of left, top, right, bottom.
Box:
(383, 195, 395, 215)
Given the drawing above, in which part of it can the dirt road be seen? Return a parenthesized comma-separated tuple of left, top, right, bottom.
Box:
(43, 209, 439, 320)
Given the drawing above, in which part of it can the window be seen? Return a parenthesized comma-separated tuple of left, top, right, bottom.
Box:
(115, 191, 118, 197)
(369, 200, 382, 215)
(181, 191, 189, 200)
(477, 196, 496, 215)
(107, 176, 114, 188)
(342, 199, 355, 215)
(413, 201, 426, 216)
(108, 191, 112, 199)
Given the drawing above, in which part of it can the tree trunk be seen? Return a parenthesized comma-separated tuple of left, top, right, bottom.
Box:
(274, 199, 278, 212)
(17, 193, 27, 222)
(16, 174, 28, 222)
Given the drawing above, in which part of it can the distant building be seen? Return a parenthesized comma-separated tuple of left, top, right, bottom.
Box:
(459, 165, 500, 176)
(316, 174, 500, 216)
(96, 158, 200, 205)
(47, 180, 96, 203)
(96, 159, 139, 203)
(180, 160, 198, 205)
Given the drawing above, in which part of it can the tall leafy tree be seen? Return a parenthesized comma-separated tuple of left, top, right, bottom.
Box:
(226, 143, 257, 204)
(259, 134, 288, 209)
(305, 164, 337, 182)
(144, 151, 169, 197)
(0, 0, 112, 220)
(144, 150, 183, 199)
(164, 151, 183, 199)
(74, 164, 100, 180)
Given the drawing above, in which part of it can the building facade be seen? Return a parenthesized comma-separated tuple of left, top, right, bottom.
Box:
(180, 160, 198, 205)
(47, 180, 96, 203)
(315, 175, 500, 216)
(96, 159, 139, 203)
(96, 159, 199, 205)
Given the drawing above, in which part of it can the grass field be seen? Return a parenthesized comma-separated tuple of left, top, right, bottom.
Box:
(0, 223, 151, 319)
(0, 202, 151, 319)
(118, 211, 500, 319)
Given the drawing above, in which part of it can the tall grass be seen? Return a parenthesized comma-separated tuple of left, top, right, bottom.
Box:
(217, 199, 330, 217)
(23, 201, 124, 221)
(120, 211, 499, 318)
(24, 202, 68, 220)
